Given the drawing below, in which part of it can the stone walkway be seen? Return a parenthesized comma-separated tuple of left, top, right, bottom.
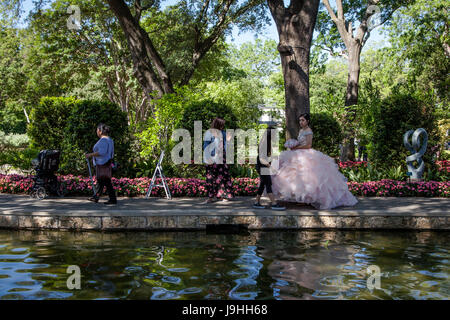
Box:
(0, 193, 449, 230)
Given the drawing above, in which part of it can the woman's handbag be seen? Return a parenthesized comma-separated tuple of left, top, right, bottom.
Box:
(96, 161, 112, 180)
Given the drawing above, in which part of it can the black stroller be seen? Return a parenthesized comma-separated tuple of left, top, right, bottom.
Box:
(29, 150, 66, 200)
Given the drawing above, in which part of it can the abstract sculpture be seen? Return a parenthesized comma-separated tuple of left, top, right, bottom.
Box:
(403, 128, 428, 180)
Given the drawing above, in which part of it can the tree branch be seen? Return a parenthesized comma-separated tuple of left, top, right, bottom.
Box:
(323, 0, 350, 47)
(107, 0, 173, 96)
(134, 0, 155, 22)
(196, 0, 211, 25)
(336, 0, 344, 20)
(317, 44, 348, 59)
(322, 0, 338, 23)
(180, 0, 242, 86)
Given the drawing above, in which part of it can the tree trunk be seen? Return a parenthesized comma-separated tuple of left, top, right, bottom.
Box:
(106, 0, 174, 98)
(341, 42, 362, 161)
(268, 0, 320, 140)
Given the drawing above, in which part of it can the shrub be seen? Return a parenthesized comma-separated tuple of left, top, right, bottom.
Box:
(27, 97, 78, 150)
(340, 164, 406, 182)
(310, 112, 343, 158)
(437, 118, 450, 157)
(177, 99, 238, 135)
(0, 131, 29, 151)
(62, 100, 130, 176)
(168, 99, 238, 176)
(363, 89, 439, 169)
(0, 131, 38, 172)
(0, 100, 28, 134)
(136, 92, 185, 177)
(0, 147, 39, 173)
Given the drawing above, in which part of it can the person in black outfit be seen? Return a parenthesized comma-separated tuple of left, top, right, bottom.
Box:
(253, 127, 285, 211)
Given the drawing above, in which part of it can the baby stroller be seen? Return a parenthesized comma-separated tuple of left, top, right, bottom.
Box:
(29, 150, 66, 200)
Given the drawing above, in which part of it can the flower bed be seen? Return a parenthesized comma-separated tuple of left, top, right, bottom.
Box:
(0, 174, 448, 198)
(436, 160, 450, 173)
(347, 179, 449, 197)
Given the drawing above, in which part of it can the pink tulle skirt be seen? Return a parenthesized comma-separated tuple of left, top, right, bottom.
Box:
(271, 149, 358, 210)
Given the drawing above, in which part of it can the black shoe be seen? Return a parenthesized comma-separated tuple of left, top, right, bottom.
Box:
(88, 196, 99, 203)
(104, 200, 117, 205)
(271, 203, 286, 211)
(252, 202, 265, 209)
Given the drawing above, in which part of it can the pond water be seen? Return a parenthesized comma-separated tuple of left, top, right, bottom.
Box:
(0, 229, 448, 300)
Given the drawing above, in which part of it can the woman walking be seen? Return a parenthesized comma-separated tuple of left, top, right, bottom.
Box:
(85, 123, 117, 205)
(203, 117, 233, 203)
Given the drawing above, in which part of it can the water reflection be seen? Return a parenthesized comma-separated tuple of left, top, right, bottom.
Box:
(0, 230, 448, 300)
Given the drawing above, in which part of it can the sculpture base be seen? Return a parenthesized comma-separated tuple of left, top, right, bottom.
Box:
(409, 178, 423, 182)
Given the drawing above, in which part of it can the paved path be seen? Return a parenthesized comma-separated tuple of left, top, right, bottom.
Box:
(0, 193, 449, 230)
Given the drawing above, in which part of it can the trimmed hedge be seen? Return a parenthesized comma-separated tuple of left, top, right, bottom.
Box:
(62, 100, 130, 176)
(27, 97, 77, 150)
(27, 97, 130, 176)
(310, 112, 343, 158)
(177, 99, 238, 134)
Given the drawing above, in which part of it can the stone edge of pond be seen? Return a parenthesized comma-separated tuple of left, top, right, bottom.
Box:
(0, 214, 448, 231)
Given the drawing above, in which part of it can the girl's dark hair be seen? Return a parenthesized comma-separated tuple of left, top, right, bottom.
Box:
(211, 117, 225, 131)
(299, 113, 311, 126)
(260, 126, 275, 156)
(97, 123, 111, 136)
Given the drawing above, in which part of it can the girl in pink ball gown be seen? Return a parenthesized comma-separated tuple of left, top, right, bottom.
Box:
(271, 114, 358, 210)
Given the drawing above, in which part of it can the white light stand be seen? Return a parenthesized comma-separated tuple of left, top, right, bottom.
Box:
(145, 151, 172, 200)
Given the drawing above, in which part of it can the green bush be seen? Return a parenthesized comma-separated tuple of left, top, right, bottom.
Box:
(136, 92, 185, 176)
(167, 99, 238, 177)
(27, 97, 131, 176)
(177, 99, 238, 135)
(0, 131, 37, 172)
(363, 89, 439, 169)
(310, 112, 343, 158)
(0, 146, 40, 172)
(442, 150, 450, 161)
(0, 131, 29, 150)
(0, 100, 28, 134)
(27, 97, 78, 150)
(340, 164, 407, 182)
(62, 100, 130, 176)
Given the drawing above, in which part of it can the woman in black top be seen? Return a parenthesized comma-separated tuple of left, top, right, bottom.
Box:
(253, 127, 285, 210)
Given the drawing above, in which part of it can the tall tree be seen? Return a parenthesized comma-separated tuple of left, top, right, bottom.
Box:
(0, 26, 29, 133)
(105, 0, 269, 99)
(387, 0, 449, 108)
(317, 0, 411, 160)
(267, 0, 320, 139)
(2, 0, 270, 107)
(25, 0, 145, 119)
